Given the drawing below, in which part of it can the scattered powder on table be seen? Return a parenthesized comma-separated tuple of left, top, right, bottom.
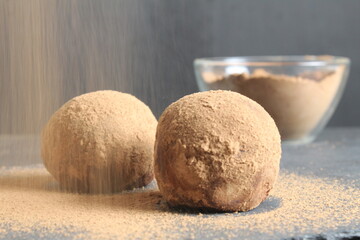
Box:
(0, 165, 359, 239)
(203, 68, 344, 140)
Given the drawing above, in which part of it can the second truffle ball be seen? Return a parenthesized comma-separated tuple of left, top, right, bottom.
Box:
(41, 90, 157, 194)
(155, 90, 281, 212)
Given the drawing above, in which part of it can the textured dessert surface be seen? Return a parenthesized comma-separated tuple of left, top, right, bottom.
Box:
(41, 90, 157, 193)
(155, 90, 281, 212)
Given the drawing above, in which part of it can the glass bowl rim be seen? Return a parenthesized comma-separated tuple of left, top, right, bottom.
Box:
(194, 55, 350, 67)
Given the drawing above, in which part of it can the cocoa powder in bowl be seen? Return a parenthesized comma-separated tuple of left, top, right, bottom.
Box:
(203, 68, 343, 140)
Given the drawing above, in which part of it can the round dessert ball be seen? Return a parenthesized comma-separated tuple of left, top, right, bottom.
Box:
(41, 90, 157, 194)
(154, 90, 281, 212)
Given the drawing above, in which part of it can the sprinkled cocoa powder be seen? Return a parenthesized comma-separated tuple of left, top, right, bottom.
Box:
(41, 90, 157, 194)
(0, 165, 359, 239)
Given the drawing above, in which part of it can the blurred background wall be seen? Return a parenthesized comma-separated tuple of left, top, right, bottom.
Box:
(0, 0, 359, 134)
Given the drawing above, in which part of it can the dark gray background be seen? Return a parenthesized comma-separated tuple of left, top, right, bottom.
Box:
(0, 0, 359, 134)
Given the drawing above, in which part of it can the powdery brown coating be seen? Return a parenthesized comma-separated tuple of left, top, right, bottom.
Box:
(155, 90, 281, 212)
(41, 90, 157, 194)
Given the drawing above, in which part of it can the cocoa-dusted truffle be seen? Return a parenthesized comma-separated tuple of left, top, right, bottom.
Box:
(154, 90, 281, 212)
(41, 90, 157, 194)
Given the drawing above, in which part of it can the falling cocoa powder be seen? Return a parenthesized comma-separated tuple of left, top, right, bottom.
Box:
(41, 90, 157, 194)
(0, 165, 359, 239)
(203, 68, 344, 140)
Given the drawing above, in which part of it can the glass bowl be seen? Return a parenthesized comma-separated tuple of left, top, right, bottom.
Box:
(194, 56, 350, 144)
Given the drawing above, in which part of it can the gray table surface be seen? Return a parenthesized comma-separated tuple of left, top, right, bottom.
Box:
(0, 127, 359, 240)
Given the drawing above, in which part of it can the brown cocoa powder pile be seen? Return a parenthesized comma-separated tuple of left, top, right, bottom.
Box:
(1, 165, 359, 239)
(203, 68, 344, 140)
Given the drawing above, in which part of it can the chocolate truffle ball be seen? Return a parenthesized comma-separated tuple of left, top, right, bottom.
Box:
(41, 90, 157, 194)
(154, 90, 281, 212)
